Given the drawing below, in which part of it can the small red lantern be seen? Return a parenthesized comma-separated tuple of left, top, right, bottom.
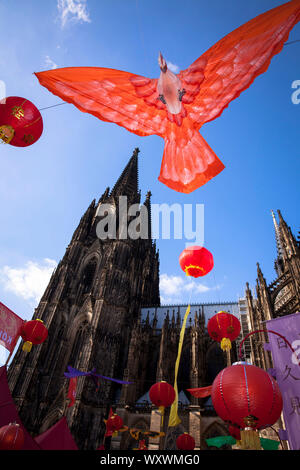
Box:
(149, 381, 176, 409)
(179, 246, 213, 278)
(0, 96, 43, 147)
(21, 318, 48, 352)
(211, 364, 283, 431)
(207, 311, 241, 351)
(0, 422, 24, 450)
(176, 433, 195, 450)
(106, 414, 123, 433)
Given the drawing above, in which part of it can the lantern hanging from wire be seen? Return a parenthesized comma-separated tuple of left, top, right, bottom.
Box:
(207, 311, 241, 352)
(20, 319, 48, 352)
(179, 246, 213, 278)
(149, 380, 175, 430)
(211, 363, 283, 450)
(0, 96, 43, 146)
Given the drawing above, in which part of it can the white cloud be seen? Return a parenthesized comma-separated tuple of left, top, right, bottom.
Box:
(160, 273, 216, 304)
(45, 55, 58, 70)
(57, 0, 91, 28)
(0, 259, 57, 306)
(167, 61, 180, 74)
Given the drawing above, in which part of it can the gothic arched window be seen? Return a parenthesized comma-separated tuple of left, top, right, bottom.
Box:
(82, 258, 97, 294)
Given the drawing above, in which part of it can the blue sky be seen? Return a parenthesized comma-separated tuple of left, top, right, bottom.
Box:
(0, 0, 299, 326)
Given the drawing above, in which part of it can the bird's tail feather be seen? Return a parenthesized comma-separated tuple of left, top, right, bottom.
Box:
(158, 128, 225, 193)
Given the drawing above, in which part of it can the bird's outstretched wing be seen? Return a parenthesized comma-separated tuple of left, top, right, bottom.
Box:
(35, 67, 169, 137)
(179, 0, 300, 128)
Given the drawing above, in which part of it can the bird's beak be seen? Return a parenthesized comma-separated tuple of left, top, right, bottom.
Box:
(158, 52, 167, 73)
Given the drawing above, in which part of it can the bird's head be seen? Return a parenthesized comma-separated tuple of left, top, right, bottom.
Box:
(158, 52, 167, 73)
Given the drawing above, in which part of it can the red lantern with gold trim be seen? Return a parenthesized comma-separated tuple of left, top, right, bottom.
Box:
(149, 381, 176, 429)
(0, 96, 43, 147)
(179, 246, 214, 278)
(0, 422, 24, 450)
(176, 433, 195, 450)
(149, 381, 175, 409)
(106, 413, 123, 433)
(21, 319, 48, 353)
(207, 311, 241, 351)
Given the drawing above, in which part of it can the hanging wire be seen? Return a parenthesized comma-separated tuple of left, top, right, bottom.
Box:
(135, 0, 152, 70)
(284, 39, 300, 46)
(38, 102, 67, 111)
(268, 426, 285, 450)
(212, 270, 221, 305)
(187, 275, 193, 307)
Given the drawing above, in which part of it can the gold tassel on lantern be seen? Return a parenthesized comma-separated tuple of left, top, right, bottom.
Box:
(220, 337, 232, 351)
(240, 416, 262, 450)
(22, 341, 33, 353)
(158, 405, 165, 428)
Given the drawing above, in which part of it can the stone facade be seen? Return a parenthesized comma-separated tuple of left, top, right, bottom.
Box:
(8, 148, 237, 450)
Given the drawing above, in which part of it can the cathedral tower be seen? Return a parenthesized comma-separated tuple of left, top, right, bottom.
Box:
(7, 148, 160, 450)
(245, 210, 300, 367)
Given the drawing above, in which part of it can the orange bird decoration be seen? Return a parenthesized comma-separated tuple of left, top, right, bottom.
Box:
(35, 1, 300, 193)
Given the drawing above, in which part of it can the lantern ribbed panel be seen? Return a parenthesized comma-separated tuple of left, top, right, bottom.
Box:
(0, 423, 24, 450)
(176, 433, 195, 450)
(21, 319, 48, 345)
(207, 311, 241, 343)
(149, 382, 175, 407)
(211, 364, 283, 430)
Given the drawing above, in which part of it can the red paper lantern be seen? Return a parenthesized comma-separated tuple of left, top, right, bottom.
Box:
(0, 96, 43, 147)
(149, 381, 176, 408)
(207, 311, 241, 351)
(211, 364, 283, 430)
(106, 414, 123, 432)
(176, 433, 195, 450)
(179, 246, 213, 278)
(21, 319, 48, 352)
(0, 423, 24, 450)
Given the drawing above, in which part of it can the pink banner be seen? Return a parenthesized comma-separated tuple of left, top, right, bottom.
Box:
(0, 301, 24, 353)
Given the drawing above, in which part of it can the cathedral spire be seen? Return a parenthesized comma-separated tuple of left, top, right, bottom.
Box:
(110, 148, 140, 202)
(271, 210, 284, 259)
(143, 190, 152, 241)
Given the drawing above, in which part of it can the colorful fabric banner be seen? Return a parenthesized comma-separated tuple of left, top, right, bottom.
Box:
(266, 312, 300, 450)
(168, 305, 190, 427)
(0, 301, 24, 353)
(67, 377, 77, 408)
(186, 385, 212, 398)
(34, 417, 78, 450)
(205, 435, 280, 450)
(206, 435, 236, 448)
(0, 366, 42, 450)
